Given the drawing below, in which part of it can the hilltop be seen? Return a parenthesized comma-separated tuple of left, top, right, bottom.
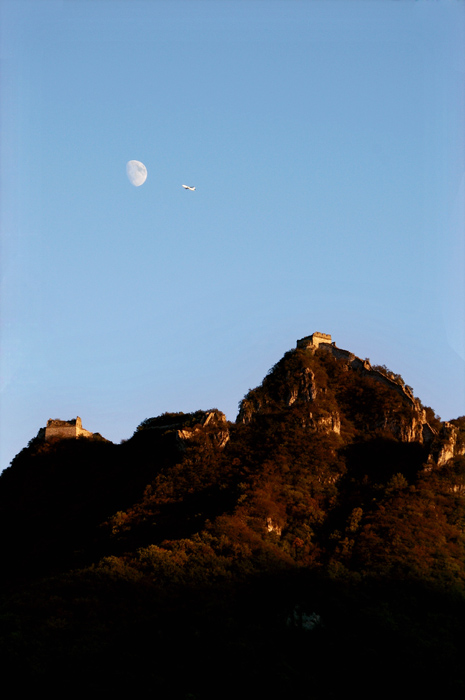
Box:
(1, 335, 464, 697)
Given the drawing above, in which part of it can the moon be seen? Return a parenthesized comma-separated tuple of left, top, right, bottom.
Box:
(126, 160, 147, 187)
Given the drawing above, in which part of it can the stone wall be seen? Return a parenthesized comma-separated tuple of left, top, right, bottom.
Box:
(45, 417, 93, 440)
(297, 332, 332, 349)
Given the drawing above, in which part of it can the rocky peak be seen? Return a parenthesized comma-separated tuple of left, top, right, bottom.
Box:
(236, 336, 443, 448)
(236, 348, 340, 436)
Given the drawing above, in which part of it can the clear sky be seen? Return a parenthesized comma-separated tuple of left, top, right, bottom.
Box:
(1, 0, 464, 471)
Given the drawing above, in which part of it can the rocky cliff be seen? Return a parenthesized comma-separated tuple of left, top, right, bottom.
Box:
(135, 409, 230, 449)
(2, 334, 465, 697)
(237, 340, 455, 462)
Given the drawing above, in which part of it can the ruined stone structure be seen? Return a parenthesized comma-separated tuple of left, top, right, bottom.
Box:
(45, 417, 93, 441)
(297, 332, 332, 349)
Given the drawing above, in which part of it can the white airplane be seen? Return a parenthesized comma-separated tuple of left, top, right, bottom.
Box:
(182, 184, 196, 191)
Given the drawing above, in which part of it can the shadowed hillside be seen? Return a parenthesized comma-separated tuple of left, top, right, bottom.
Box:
(1, 337, 464, 697)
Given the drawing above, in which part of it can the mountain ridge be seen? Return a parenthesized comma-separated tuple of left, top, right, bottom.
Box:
(1, 334, 464, 696)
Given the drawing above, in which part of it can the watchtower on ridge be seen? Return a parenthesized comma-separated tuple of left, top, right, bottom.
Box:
(45, 417, 93, 441)
(296, 332, 332, 350)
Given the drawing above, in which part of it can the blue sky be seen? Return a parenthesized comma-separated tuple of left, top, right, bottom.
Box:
(1, 0, 464, 470)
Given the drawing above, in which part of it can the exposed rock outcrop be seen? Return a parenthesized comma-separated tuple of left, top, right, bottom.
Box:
(429, 422, 465, 466)
(136, 409, 230, 450)
(237, 334, 440, 448)
(286, 366, 318, 406)
(176, 409, 230, 449)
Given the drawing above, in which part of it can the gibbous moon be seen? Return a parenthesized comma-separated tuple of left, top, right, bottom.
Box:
(126, 160, 147, 186)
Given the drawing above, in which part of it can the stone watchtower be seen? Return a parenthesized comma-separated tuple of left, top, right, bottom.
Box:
(296, 332, 332, 350)
(45, 416, 93, 441)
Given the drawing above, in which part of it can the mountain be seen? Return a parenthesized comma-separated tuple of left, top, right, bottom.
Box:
(1, 334, 464, 697)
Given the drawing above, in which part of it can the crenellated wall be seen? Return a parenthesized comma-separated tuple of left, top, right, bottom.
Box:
(45, 417, 93, 440)
(297, 332, 332, 349)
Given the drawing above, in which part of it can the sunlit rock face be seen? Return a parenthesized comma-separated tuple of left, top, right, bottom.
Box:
(285, 367, 318, 406)
(237, 349, 321, 426)
(429, 422, 465, 466)
(314, 412, 341, 435)
(176, 410, 230, 450)
(134, 409, 230, 452)
(378, 407, 433, 444)
(266, 517, 283, 536)
(236, 334, 440, 448)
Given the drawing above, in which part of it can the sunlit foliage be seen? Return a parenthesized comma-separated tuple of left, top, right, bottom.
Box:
(1, 347, 465, 694)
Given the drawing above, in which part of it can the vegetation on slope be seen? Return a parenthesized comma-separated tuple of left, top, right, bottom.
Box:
(1, 347, 464, 696)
